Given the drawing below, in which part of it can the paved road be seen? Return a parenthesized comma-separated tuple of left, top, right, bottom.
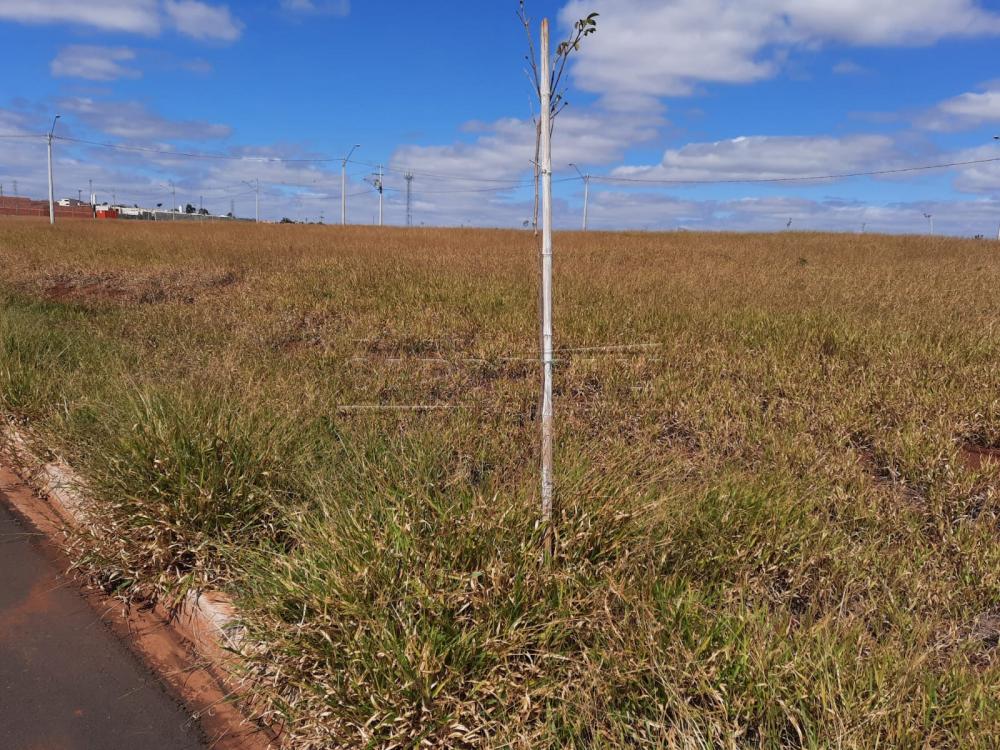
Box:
(0, 493, 207, 750)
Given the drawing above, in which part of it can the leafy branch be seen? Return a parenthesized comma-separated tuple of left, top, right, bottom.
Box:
(518, 2, 598, 233)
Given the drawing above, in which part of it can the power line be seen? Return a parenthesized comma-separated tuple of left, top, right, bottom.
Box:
(352, 158, 537, 185)
(376, 176, 577, 195)
(37, 133, 1000, 201)
(53, 135, 338, 163)
(591, 156, 1000, 186)
(50, 135, 544, 186)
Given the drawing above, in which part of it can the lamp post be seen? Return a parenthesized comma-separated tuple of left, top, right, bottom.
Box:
(342, 144, 360, 225)
(47, 115, 61, 225)
(569, 163, 590, 231)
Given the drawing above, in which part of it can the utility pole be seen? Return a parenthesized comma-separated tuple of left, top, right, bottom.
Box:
(342, 144, 360, 225)
(375, 164, 384, 226)
(88, 179, 93, 205)
(171, 182, 176, 221)
(230, 198, 235, 220)
(569, 163, 590, 230)
(924, 213, 934, 235)
(47, 114, 60, 225)
(13, 180, 17, 196)
(404, 172, 414, 227)
(993, 137, 998, 240)
(539, 19, 555, 558)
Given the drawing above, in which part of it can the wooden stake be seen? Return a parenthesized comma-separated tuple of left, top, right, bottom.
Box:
(539, 18, 555, 559)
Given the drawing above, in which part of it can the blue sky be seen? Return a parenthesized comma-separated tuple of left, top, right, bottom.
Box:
(1, 0, 999, 234)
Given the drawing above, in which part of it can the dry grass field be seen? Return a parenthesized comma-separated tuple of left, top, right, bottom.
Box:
(2, 219, 1000, 748)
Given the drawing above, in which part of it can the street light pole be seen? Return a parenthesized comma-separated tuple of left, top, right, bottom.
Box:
(46, 115, 60, 225)
(569, 163, 590, 231)
(342, 144, 360, 226)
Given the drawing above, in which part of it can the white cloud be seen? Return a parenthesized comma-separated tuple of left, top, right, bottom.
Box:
(579, 190, 1000, 236)
(59, 97, 232, 141)
(280, 0, 350, 15)
(1, 102, 997, 233)
(612, 134, 900, 182)
(392, 109, 663, 185)
(559, 1, 781, 104)
(559, 0, 1000, 107)
(946, 144, 1000, 194)
(0, 107, 37, 138)
(921, 87, 1000, 131)
(163, 0, 242, 41)
(51, 46, 141, 82)
(832, 60, 866, 75)
(0, 0, 160, 34)
(0, 0, 242, 41)
(779, 0, 1000, 45)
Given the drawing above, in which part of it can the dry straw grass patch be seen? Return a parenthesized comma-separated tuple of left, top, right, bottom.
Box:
(2, 220, 1000, 747)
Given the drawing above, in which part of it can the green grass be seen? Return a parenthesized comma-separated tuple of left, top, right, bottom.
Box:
(2, 220, 999, 747)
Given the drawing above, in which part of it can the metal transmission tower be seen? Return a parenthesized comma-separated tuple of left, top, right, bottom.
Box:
(404, 172, 414, 227)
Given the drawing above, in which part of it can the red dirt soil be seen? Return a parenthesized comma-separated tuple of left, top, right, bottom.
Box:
(960, 445, 1000, 472)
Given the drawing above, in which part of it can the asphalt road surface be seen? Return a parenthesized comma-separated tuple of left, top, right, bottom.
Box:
(0, 494, 207, 750)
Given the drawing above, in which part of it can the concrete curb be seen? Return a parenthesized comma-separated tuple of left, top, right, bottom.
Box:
(1, 420, 275, 748)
